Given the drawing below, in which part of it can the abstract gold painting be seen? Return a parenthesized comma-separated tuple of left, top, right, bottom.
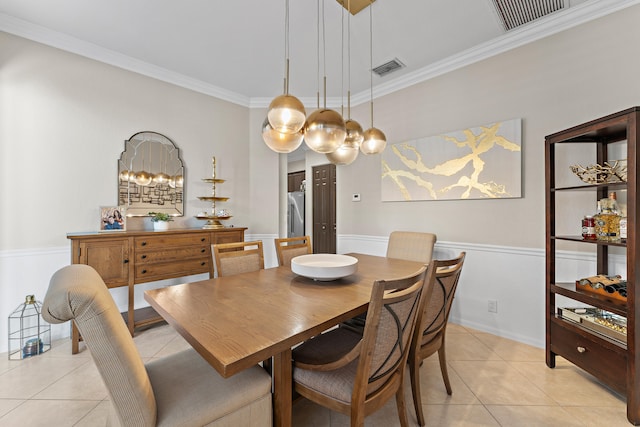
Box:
(381, 119, 521, 201)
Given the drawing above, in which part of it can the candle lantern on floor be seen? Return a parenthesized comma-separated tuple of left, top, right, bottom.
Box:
(8, 295, 51, 360)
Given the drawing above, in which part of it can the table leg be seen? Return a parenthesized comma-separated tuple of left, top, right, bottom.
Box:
(273, 348, 292, 427)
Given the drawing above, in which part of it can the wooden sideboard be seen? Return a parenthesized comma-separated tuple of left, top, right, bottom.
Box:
(67, 227, 246, 354)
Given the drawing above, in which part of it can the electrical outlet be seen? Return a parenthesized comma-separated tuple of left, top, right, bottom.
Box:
(352, 194, 361, 202)
(488, 300, 498, 313)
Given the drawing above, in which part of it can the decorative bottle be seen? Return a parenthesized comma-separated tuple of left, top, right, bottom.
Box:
(594, 197, 619, 241)
(608, 192, 621, 242)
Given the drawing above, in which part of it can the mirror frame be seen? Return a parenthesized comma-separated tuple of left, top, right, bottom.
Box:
(118, 131, 185, 217)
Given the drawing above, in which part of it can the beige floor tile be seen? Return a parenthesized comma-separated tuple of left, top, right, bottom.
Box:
(42, 338, 92, 359)
(0, 356, 89, 399)
(562, 405, 632, 426)
(412, 359, 480, 405)
(450, 360, 557, 405)
(420, 404, 501, 426)
(153, 333, 192, 358)
(473, 332, 545, 361)
(0, 358, 17, 376)
(444, 332, 502, 361)
(0, 399, 99, 427)
(74, 400, 111, 427)
(132, 324, 179, 358)
(445, 323, 471, 334)
(487, 405, 585, 426)
(33, 359, 108, 400)
(508, 361, 626, 407)
(0, 399, 24, 418)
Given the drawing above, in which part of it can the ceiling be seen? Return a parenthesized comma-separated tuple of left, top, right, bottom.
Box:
(0, 0, 637, 108)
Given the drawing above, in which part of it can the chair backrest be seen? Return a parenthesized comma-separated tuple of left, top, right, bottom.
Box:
(42, 264, 156, 427)
(414, 252, 466, 346)
(274, 236, 312, 267)
(213, 240, 264, 277)
(386, 231, 437, 263)
(355, 266, 428, 401)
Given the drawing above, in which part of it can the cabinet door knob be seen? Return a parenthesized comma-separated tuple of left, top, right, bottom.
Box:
(141, 255, 147, 259)
(123, 259, 129, 264)
(141, 269, 147, 274)
(577, 346, 587, 353)
(201, 238, 206, 242)
(201, 249, 206, 253)
(141, 242, 147, 246)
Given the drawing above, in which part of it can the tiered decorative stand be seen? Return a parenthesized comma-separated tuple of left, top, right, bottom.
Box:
(196, 157, 232, 229)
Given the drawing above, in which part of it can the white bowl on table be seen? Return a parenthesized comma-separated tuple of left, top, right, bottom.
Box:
(291, 254, 358, 281)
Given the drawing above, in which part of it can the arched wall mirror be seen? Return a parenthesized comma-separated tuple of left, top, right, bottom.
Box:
(118, 131, 184, 217)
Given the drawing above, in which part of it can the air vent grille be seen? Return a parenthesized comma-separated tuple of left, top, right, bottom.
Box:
(492, 0, 565, 31)
(372, 58, 405, 77)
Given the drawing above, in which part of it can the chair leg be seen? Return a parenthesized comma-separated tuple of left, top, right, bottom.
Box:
(438, 346, 452, 395)
(395, 384, 410, 427)
(409, 355, 425, 426)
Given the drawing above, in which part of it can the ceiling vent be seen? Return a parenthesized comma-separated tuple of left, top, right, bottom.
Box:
(372, 58, 405, 77)
(492, 0, 565, 31)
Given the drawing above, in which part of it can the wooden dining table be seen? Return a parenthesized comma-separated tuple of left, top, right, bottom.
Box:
(144, 253, 424, 427)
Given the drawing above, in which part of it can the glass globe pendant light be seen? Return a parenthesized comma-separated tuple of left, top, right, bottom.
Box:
(360, 2, 386, 155)
(262, 116, 304, 153)
(304, 0, 346, 154)
(266, 0, 306, 138)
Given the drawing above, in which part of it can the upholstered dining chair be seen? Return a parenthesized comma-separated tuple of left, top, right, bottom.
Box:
(409, 252, 466, 426)
(274, 235, 312, 267)
(386, 231, 437, 263)
(341, 231, 437, 333)
(291, 266, 429, 427)
(213, 240, 264, 277)
(42, 264, 272, 427)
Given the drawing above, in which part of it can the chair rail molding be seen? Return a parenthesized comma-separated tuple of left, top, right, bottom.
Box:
(0, 238, 608, 353)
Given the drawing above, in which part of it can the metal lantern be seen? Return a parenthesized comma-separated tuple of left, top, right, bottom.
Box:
(8, 295, 51, 360)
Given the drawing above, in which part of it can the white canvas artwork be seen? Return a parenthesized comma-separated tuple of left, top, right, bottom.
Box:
(381, 119, 522, 201)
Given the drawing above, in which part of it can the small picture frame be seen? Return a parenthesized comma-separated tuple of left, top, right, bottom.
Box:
(99, 206, 126, 232)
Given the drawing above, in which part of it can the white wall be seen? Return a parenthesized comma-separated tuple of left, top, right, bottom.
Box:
(1, 5, 640, 353)
(0, 32, 251, 350)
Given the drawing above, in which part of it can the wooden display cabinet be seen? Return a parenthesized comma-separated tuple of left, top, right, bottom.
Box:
(545, 107, 639, 424)
(68, 227, 246, 354)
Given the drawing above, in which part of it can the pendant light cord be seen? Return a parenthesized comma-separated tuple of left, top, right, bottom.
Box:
(284, 0, 290, 94)
(369, 1, 374, 127)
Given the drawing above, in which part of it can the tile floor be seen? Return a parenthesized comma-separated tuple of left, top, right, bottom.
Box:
(0, 323, 631, 426)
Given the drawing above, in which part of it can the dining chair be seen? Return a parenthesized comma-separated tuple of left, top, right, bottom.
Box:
(291, 266, 429, 427)
(274, 235, 312, 267)
(42, 264, 272, 427)
(409, 252, 466, 426)
(341, 231, 437, 333)
(213, 240, 264, 277)
(386, 231, 437, 263)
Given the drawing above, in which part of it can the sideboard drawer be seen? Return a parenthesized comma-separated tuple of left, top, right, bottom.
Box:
(136, 246, 210, 264)
(135, 234, 210, 249)
(549, 318, 626, 394)
(135, 258, 210, 282)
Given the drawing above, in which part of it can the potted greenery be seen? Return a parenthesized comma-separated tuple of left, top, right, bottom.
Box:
(149, 212, 173, 231)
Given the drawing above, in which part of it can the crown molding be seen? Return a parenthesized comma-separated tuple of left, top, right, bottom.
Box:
(2, 0, 639, 109)
(0, 13, 250, 107)
(347, 0, 640, 107)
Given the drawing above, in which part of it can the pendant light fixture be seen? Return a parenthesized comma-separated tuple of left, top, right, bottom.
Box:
(262, 116, 304, 153)
(304, 0, 346, 154)
(266, 0, 306, 139)
(325, 0, 364, 165)
(360, 1, 386, 155)
(327, 0, 361, 165)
